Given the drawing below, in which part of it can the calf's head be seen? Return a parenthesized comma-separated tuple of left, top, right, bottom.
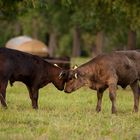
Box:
(52, 65, 68, 91)
(64, 66, 86, 93)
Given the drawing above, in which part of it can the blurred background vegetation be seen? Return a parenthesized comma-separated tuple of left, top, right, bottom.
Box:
(0, 0, 140, 57)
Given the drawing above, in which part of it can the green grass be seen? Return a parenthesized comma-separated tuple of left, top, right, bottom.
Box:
(0, 83, 140, 140)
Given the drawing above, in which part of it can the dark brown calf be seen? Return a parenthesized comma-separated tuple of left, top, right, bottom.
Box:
(0, 48, 66, 109)
(64, 52, 140, 114)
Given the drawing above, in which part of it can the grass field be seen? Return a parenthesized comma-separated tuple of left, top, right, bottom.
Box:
(0, 83, 140, 140)
(0, 58, 140, 140)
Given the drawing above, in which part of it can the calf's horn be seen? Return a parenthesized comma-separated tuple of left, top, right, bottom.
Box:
(54, 64, 59, 67)
(74, 73, 78, 79)
(59, 71, 63, 79)
(73, 65, 78, 70)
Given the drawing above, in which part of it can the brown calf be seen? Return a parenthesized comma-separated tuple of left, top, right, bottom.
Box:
(64, 52, 139, 114)
(0, 48, 66, 109)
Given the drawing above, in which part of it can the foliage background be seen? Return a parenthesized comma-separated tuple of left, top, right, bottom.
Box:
(1, 0, 140, 57)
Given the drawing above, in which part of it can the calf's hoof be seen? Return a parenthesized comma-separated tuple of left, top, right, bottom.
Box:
(2, 105, 8, 109)
(133, 109, 138, 113)
(96, 106, 101, 113)
(32, 106, 38, 110)
(112, 109, 117, 114)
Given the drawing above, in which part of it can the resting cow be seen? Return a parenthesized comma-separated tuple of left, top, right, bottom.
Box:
(0, 48, 66, 109)
(64, 52, 140, 114)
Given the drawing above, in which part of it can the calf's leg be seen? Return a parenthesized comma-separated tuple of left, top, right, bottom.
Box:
(108, 83, 117, 114)
(96, 89, 104, 112)
(130, 81, 139, 112)
(0, 81, 8, 108)
(27, 87, 39, 109)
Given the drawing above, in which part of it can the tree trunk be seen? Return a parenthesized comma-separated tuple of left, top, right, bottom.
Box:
(72, 27, 81, 57)
(15, 22, 22, 36)
(32, 18, 38, 39)
(94, 31, 104, 56)
(48, 31, 58, 57)
(127, 29, 136, 50)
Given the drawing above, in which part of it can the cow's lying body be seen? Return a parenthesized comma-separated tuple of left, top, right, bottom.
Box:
(0, 48, 66, 109)
(64, 52, 140, 113)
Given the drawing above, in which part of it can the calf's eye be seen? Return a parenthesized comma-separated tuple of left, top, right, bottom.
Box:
(69, 77, 73, 80)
